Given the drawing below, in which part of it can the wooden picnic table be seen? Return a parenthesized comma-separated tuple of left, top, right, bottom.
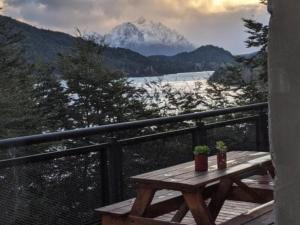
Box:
(128, 151, 274, 225)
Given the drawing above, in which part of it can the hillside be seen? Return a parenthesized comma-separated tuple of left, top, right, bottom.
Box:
(149, 45, 235, 74)
(0, 15, 158, 76)
(0, 15, 235, 77)
(0, 15, 75, 63)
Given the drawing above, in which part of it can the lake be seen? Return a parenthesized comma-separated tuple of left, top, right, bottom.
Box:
(128, 71, 214, 92)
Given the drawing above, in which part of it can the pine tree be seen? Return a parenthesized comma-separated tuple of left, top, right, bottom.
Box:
(206, 1, 268, 106)
(58, 34, 148, 129)
(0, 18, 37, 138)
(32, 63, 70, 132)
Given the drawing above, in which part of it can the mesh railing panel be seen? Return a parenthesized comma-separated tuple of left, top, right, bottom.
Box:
(0, 122, 258, 225)
(0, 152, 104, 225)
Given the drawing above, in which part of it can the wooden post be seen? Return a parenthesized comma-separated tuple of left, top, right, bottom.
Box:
(107, 137, 123, 203)
(256, 111, 269, 152)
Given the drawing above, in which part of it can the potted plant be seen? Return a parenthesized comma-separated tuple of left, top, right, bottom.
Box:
(216, 141, 228, 170)
(193, 145, 209, 172)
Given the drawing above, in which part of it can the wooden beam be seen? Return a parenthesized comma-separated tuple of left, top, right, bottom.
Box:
(183, 190, 215, 225)
(208, 178, 233, 221)
(130, 187, 156, 216)
(232, 179, 267, 204)
(229, 185, 273, 203)
(145, 195, 184, 218)
(171, 203, 189, 222)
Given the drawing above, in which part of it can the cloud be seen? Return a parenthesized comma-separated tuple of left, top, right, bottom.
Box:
(186, 0, 261, 13)
(1, 0, 269, 54)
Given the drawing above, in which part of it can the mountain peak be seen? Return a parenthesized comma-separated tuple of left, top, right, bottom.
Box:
(104, 19, 195, 56)
(137, 17, 146, 24)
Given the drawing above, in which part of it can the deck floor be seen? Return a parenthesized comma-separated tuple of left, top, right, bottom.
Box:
(156, 200, 274, 225)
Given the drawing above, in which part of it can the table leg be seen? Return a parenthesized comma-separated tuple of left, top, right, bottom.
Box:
(182, 189, 214, 225)
(130, 187, 156, 216)
(208, 178, 233, 221)
(171, 203, 189, 222)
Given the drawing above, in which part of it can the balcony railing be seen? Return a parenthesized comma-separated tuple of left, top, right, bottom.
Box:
(0, 102, 268, 225)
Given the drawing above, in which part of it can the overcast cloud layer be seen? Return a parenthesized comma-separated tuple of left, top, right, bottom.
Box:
(1, 0, 269, 54)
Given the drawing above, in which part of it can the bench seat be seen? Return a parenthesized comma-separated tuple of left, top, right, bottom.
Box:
(95, 189, 183, 217)
(221, 201, 274, 225)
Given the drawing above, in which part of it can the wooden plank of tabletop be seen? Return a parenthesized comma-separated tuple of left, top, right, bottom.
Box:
(148, 153, 268, 183)
(132, 151, 252, 180)
(144, 152, 252, 181)
(132, 154, 271, 191)
(132, 152, 269, 184)
(183, 155, 271, 186)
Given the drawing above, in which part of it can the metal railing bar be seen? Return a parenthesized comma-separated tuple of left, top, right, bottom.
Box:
(205, 115, 259, 130)
(0, 115, 262, 168)
(0, 142, 109, 169)
(0, 103, 268, 148)
(119, 127, 197, 146)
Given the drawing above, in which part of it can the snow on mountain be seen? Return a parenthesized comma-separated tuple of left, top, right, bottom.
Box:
(104, 17, 195, 56)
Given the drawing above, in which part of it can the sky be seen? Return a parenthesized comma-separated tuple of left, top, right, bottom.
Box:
(0, 0, 269, 54)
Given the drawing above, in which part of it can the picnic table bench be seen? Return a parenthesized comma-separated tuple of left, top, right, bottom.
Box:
(222, 200, 274, 225)
(96, 151, 275, 225)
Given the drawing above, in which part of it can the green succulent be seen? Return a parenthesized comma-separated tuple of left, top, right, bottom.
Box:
(216, 141, 228, 153)
(193, 145, 209, 155)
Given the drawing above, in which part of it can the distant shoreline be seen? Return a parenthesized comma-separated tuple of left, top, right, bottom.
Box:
(129, 71, 214, 84)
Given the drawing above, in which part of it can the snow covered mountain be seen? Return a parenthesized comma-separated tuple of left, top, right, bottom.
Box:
(104, 17, 195, 56)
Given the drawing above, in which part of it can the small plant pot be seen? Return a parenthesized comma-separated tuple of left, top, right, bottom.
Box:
(217, 152, 227, 170)
(194, 154, 208, 172)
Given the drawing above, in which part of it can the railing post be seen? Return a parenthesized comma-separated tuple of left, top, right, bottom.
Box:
(192, 120, 207, 149)
(256, 110, 269, 152)
(100, 149, 109, 205)
(107, 137, 123, 203)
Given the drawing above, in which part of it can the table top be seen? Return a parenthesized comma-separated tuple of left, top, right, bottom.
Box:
(131, 151, 271, 191)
